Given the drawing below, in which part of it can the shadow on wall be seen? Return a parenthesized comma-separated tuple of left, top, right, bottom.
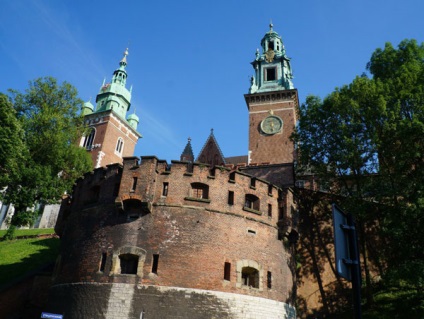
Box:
(295, 189, 350, 318)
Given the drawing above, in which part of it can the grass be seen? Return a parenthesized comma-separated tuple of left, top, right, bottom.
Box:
(0, 228, 55, 238)
(0, 229, 59, 286)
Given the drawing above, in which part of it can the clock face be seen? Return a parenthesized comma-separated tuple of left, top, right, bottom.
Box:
(260, 115, 283, 135)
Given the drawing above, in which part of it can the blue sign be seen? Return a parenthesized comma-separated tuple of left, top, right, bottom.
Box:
(332, 204, 352, 281)
(41, 312, 63, 319)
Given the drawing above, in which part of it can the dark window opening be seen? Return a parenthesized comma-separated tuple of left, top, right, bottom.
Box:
(245, 194, 260, 211)
(268, 204, 272, 217)
(267, 271, 272, 289)
(191, 183, 209, 199)
(268, 41, 274, 50)
(119, 254, 139, 274)
(248, 229, 256, 235)
(152, 254, 159, 274)
(229, 172, 236, 181)
(241, 267, 259, 288)
(228, 191, 234, 205)
(224, 262, 231, 281)
(83, 128, 95, 149)
(99, 252, 107, 272)
(209, 168, 215, 177)
(131, 177, 138, 192)
(266, 68, 276, 81)
(250, 178, 256, 188)
(268, 184, 273, 195)
(116, 138, 124, 153)
(162, 182, 169, 196)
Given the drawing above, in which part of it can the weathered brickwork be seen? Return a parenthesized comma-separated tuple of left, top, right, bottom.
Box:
(52, 156, 297, 318)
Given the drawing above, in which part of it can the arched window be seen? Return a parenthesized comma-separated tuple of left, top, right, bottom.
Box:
(115, 137, 124, 155)
(191, 183, 209, 199)
(244, 194, 260, 211)
(119, 254, 139, 274)
(236, 260, 263, 290)
(241, 266, 260, 288)
(82, 128, 95, 150)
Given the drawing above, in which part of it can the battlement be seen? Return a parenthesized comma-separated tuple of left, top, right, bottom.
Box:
(115, 156, 287, 226)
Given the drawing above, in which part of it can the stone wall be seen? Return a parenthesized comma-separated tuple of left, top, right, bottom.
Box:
(48, 283, 296, 319)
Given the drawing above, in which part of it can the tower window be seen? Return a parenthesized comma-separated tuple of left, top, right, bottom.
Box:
(115, 137, 124, 155)
(224, 262, 231, 281)
(131, 177, 138, 192)
(152, 254, 159, 274)
(162, 182, 169, 196)
(265, 68, 276, 81)
(268, 204, 272, 217)
(191, 183, 209, 199)
(241, 267, 259, 288)
(267, 271, 272, 289)
(250, 178, 256, 188)
(268, 41, 274, 50)
(82, 128, 95, 150)
(99, 252, 107, 272)
(228, 191, 234, 205)
(244, 194, 260, 211)
(119, 254, 139, 275)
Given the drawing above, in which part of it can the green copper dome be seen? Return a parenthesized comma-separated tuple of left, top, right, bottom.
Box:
(249, 23, 294, 94)
(81, 100, 94, 116)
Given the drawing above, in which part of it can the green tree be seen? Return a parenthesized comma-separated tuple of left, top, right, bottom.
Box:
(293, 39, 424, 299)
(1, 77, 92, 233)
(0, 94, 28, 190)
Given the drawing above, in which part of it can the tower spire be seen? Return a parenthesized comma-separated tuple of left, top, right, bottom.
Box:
(180, 137, 194, 162)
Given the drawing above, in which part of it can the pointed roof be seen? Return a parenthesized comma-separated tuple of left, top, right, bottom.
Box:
(180, 137, 194, 162)
(196, 129, 226, 166)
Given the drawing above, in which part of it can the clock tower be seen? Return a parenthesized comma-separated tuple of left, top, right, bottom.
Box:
(245, 24, 298, 165)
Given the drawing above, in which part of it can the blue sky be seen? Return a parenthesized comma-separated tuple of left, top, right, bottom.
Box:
(1, 0, 423, 162)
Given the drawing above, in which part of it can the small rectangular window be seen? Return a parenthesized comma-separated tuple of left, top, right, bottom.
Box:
(162, 182, 169, 196)
(268, 184, 273, 195)
(229, 172, 235, 182)
(268, 204, 272, 217)
(99, 252, 107, 272)
(228, 191, 234, 205)
(266, 68, 276, 81)
(152, 254, 159, 274)
(267, 271, 272, 289)
(131, 177, 138, 192)
(224, 262, 231, 281)
(250, 178, 256, 188)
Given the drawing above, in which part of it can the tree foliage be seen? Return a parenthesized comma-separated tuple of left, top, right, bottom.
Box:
(293, 39, 424, 292)
(1, 77, 92, 228)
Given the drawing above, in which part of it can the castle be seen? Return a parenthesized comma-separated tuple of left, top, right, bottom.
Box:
(48, 24, 300, 319)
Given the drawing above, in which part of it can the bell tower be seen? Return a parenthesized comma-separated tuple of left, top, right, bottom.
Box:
(245, 24, 298, 165)
(80, 49, 142, 168)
